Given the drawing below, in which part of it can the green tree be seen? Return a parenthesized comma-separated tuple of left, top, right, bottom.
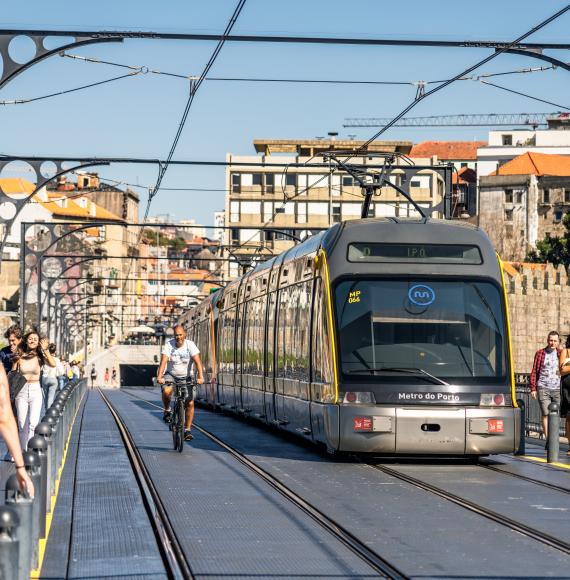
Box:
(168, 237, 187, 252)
(526, 212, 570, 266)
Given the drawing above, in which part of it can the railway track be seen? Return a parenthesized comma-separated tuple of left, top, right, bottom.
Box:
(98, 388, 194, 580)
(121, 388, 408, 580)
(369, 463, 570, 557)
(480, 462, 570, 495)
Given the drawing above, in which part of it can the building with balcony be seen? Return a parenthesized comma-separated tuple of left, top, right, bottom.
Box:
(224, 138, 446, 278)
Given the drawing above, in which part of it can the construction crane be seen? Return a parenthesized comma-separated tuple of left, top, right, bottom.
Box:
(343, 112, 566, 129)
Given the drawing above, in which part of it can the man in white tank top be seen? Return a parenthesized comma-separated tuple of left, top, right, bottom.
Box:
(157, 325, 204, 441)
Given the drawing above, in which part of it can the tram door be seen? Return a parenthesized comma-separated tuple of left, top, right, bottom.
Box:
(264, 291, 278, 423)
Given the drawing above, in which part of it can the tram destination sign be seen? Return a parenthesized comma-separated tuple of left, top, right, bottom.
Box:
(382, 391, 483, 405)
(347, 243, 482, 264)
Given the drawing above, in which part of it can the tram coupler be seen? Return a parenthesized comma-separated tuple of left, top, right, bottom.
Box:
(547, 402, 560, 463)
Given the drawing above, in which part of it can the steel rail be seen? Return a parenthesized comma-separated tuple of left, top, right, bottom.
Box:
(121, 388, 407, 580)
(369, 463, 570, 556)
(98, 388, 193, 580)
(479, 462, 570, 495)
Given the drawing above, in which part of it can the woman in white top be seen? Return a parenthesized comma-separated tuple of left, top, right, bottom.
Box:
(13, 332, 56, 450)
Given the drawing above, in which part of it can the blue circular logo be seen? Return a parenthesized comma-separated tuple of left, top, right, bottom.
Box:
(408, 284, 436, 306)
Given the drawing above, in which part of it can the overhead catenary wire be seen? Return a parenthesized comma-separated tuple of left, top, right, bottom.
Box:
(0, 71, 141, 105)
(122, 0, 248, 294)
(357, 4, 570, 153)
(479, 79, 570, 111)
(61, 50, 559, 89)
(143, 0, 248, 221)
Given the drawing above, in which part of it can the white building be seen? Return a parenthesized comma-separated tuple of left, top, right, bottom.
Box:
(478, 129, 570, 177)
(213, 211, 225, 243)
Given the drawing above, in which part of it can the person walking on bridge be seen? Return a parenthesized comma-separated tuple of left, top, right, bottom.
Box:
(0, 364, 34, 497)
(13, 332, 56, 450)
(0, 325, 22, 374)
(530, 331, 562, 440)
(157, 325, 204, 441)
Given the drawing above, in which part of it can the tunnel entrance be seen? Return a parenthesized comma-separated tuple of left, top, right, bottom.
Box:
(120, 364, 157, 387)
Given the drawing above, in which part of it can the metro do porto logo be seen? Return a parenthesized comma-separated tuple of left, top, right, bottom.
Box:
(408, 284, 436, 306)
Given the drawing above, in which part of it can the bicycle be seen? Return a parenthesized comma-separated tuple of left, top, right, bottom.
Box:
(165, 377, 194, 453)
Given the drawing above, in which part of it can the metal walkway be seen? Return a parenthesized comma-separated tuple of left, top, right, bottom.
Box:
(40, 391, 168, 579)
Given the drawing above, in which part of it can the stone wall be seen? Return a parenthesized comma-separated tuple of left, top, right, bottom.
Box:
(504, 262, 569, 372)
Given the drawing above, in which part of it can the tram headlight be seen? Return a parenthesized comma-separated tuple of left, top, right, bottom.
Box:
(479, 393, 512, 406)
(342, 391, 376, 404)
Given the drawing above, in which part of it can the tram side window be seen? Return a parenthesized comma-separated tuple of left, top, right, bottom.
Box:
(219, 308, 236, 373)
(276, 281, 312, 384)
(199, 320, 211, 376)
(312, 278, 335, 402)
(297, 281, 312, 382)
(243, 296, 266, 376)
(276, 286, 290, 392)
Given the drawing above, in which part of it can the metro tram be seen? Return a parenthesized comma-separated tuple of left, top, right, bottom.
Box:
(182, 218, 521, 456)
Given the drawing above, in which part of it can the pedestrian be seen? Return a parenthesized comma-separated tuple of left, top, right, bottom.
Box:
(90, 365, 97, 388)
(70, 360, 80, 380)
(0, 364, 34, 497)
(559, 336, 570, 457)
(530, 331, 562, 440)
(111, 367, 118, 388)
(57, 356, 67, 392)
(0, 325, 22, 374)
(40, 343, 60, 412)
(13, 332, 56, 451)
(104, 367, 110, 386)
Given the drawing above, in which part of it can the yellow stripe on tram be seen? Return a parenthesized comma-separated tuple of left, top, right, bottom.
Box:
(496, 253, 518, 408)
(319, 249, 339, 404)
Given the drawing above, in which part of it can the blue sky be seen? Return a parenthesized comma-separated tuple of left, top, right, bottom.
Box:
(1, 1, 569, 226)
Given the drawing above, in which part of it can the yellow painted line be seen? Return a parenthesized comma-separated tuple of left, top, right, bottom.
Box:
(520, 455, 570, 470)
(30, 392, 86, 579)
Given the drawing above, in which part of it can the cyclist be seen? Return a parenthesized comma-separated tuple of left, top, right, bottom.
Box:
(157, 325, 204, 441)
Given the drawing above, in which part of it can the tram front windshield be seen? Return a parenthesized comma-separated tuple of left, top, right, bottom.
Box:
(335, 279, 507, 383)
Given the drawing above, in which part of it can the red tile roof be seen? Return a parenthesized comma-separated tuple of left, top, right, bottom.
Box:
(452, 166, 477, 185)
(492, 152, 570, 176)
(410, 141, 485, 160)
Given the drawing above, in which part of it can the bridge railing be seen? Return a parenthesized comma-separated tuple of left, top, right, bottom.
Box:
(0, 378, 87, 577)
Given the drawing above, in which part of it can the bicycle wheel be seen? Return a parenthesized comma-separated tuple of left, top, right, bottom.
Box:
(176, 398, 185, 453)
(171, 405, 180, 450)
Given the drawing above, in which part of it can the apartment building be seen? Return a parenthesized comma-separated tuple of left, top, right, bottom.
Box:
(224, 138, 445, 278)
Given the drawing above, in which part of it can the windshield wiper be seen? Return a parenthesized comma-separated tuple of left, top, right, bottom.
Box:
(346, 366, 450, 386)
